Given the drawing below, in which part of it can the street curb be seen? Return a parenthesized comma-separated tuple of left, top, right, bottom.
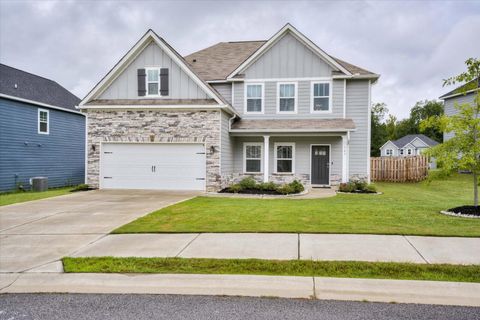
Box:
(1, 273, 479, 306)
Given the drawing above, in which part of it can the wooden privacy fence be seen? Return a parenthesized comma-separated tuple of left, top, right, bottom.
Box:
(370, 156, 429, 182)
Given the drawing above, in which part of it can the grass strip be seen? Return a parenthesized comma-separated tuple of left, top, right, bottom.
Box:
(62, 257, 480, 283)
(0, 187, 75, 206)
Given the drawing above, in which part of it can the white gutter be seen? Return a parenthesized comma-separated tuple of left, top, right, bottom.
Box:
(0, 93, 85, 116)
(230, 128, 356, 133)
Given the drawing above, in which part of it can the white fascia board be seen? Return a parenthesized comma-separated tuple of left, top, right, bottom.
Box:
(81, 30, 225, 106)
(379, 140, 395, 150)
(227, 23, 352, 79)
(439, 88, 479, 100)
(410, 137, 430, 148)
(332, 74, 381, 80)
(78, 103, 240, 116)
(0, 93, 85, 116)
(230, 128, 356, 133)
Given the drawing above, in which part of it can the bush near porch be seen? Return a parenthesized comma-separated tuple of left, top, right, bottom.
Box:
(113, 174, 480, 237)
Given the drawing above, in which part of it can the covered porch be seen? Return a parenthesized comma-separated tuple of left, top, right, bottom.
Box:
(227, 119, 355, 188)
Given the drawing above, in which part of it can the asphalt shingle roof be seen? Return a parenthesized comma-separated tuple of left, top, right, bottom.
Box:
(439, 77, 479, 99)
(391, 134, 439, 148)
(184, 40, 377, 81)
(0, 64, 80, 111)
(231, 118, 356, 131)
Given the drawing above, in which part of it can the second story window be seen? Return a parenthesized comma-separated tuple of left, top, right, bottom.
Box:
(246, 84, 263, 113)
(312, 82, 331, 112)
(278, 83, 296, 113)
(38, 109, 49, 134)
(146, 68, 160, 96)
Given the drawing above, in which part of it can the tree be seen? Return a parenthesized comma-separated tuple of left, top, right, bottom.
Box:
(411, 100, 444, 142)
(371, 102, 389, 156)
(421, 58, 480, 206)
(385, 114, 398, 141)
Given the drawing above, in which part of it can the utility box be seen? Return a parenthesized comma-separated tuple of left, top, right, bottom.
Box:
(31, 177, 48, 192)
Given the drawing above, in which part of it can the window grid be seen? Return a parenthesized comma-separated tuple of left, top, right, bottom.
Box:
(146, 68, 160, 96)
(244, 143, 263, 173)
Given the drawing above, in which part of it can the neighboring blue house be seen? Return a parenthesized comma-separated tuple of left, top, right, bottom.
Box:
(0, 64, 85, 192)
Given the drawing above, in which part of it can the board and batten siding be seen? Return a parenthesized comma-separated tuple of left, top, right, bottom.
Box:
(443, 92, 476, 141)
(212, 83, 232, 105)
(220, 110, 234, 175)
(0, 98, 85, 192)
(232, 136, 343, 179)
(243, 32, 333, 79)
(232, 79, 345, 118)
(346, 80, 369, 178)
(99, 41, 211, 100)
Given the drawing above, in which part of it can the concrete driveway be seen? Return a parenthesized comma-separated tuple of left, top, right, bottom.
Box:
(0, 190, 199, 272)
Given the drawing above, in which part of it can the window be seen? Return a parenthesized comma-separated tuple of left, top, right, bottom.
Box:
(278, 83, 296, 113)
(245, 84, 263, 113)
(275, 143, 295, 173)
(311, 82, 330, 112)
(146, 68, 160, 96)
(244, 143, 262, 173)
(38, 109, 49, 134)
(386, 149, 393, 156)
(399, 149, 404, 155)
(407, 149, 413, 155)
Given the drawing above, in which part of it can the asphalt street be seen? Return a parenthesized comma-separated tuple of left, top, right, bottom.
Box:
(0, 294, 479, 320)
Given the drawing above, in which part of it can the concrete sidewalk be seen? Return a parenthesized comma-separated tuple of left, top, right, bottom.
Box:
(72, 233, 480, 265)
(1, 273, 479, 307)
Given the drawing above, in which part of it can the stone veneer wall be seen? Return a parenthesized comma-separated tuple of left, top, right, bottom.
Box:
(86, 109, 221, 192)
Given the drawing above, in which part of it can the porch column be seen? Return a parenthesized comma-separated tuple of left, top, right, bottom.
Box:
(342, 133, 350, 183)
(263, 135, 270, 182)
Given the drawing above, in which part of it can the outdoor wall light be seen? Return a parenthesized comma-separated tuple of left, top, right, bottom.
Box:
(92, 144, 96, 151)
(210, 145, 218, 153)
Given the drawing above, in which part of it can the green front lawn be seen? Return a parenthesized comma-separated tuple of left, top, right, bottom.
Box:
(113, 174, 480, 237)
(63, 257, 480, 283)
(0, 187, 76, 206)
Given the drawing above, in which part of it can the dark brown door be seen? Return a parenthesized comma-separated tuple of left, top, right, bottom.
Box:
(311, 145, 330, 185)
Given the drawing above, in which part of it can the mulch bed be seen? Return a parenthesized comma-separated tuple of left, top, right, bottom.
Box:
(219, 188, 283, 195)
(441, 206, 480, 218)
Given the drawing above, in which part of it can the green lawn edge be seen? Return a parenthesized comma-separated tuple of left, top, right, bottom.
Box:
(62, 257, 480, 283)
(0, 187, 76, 207)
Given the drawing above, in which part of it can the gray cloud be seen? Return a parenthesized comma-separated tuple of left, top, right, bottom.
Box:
(1, 0, 479, 118)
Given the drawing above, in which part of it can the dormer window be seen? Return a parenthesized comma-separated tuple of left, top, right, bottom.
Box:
(146, 68, 160, 96)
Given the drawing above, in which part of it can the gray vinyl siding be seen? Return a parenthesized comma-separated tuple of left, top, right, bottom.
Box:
(232, 136, 342, 179)
(443, 92, 476, 141)
(220, 110, 234, 175)
(232, 79, 345, 118)
(346, 80, 369, 177)
(244, 32, 333, 79)
(99, 41, 211, 100)
(380, 141, 398, 157)
(0, 98, 85, 192)
(212, 83, 232, 105)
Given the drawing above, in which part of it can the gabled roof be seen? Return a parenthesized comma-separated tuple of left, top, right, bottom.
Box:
(185, 24, 378, 82)
(0, 64, 80, 111)
(80, 29, 228, 108)
(391, 134, 439, 148)
(439, 77, 479, 100)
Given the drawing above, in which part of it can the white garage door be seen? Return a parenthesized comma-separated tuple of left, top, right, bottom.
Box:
(100, 143, 206, 190)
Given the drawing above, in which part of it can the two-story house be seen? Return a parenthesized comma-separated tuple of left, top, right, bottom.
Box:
(0, 64, 85, 192)
(79, 24, 379, 192)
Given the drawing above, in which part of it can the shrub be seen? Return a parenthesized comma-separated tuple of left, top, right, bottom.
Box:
(258, 181, 277, 191)
(353, 180, 368, 191)
(229, 184, 243, 193)
(365, 184, 377, 193)
(289, 180, 304, 193)
(338, 181, 377, 193)
(276, 184, 295, 195)
(238, 177, 257, 190)
(339, 182, 354, 192)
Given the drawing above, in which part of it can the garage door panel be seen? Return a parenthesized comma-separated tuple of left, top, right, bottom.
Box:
(100, 143, 205, 190)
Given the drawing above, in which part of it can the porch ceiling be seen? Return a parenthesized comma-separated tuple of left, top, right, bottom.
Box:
(230, 118, 356, 134)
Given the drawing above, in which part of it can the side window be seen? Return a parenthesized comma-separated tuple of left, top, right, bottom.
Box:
(245, 84, 263, 113)
(38, 109, 49, 134)
(311, 82, 330, 112)
(244, 143, 263, 173)
(278, 83, 296, 113)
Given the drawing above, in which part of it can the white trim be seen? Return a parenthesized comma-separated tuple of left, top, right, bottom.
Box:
(273, 142, 295, 174)
(385, 149, 394, 156)
(367, 80, 371, 183)
(243, 142, 263, 174)
(310, 144, 331, 186)
(84, 115, 88, 184)
(277, 82, 298, 114)
(244, 83, 264, 114)
(343, 79, 347, 118)
(310, 80, 332, 114)
(245, 77, 331, 83)
(227, 23, 351, 79)
(38, 108, 49, 134)
(144, 67, 163, 97)
(409, 136, 430, 148)
(342, 135, 348, 182)
(231, 82, 235, 106)
(80, 30, 225, 106)
(0, 93, 84, 115)
(333, 74, 380, 80)
(263, 136, 270, 182)
(230, 128, 355, 133)
(379, 140, 395, 151)
(440, 88, 479, 100)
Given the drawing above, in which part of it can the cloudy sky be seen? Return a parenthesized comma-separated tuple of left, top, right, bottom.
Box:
(1, 0, 479, 118)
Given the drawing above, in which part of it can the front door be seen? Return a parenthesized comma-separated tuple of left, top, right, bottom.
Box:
(311, 145, 330, 185)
